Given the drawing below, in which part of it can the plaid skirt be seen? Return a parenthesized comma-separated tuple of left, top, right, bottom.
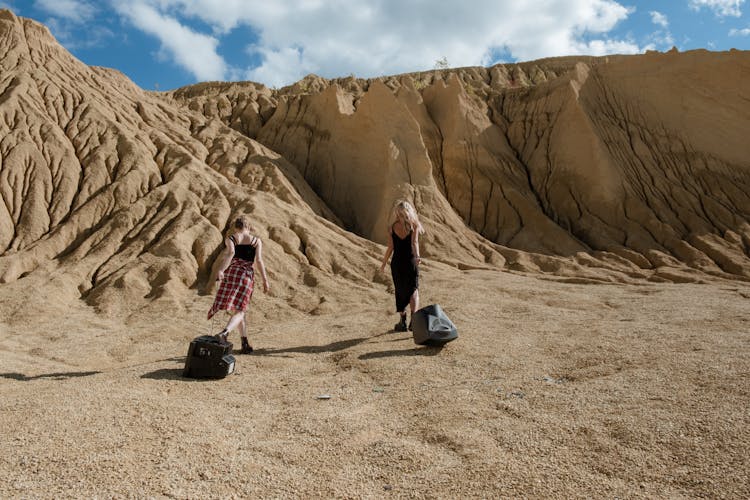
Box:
(207, 258, 255, 319)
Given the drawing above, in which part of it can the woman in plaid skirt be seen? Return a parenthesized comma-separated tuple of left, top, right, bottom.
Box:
(208, 216, 270, 353)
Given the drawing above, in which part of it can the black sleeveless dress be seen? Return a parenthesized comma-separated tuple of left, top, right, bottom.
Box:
(390, 226, 419, 312)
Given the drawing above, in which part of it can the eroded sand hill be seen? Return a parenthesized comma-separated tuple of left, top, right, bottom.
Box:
(170, 49, 750, 282)
(0, 9, 749, 498)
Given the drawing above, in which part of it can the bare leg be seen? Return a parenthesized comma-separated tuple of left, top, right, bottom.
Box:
(221, 311, 245, 337)
(407, 290, 420, 331)
(409, 290, 420, 314)
(239, 315, 247, 339)
(239, 314, 254, 353)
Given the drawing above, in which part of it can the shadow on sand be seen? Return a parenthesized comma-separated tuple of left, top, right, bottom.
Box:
(358, 345, 444, 360)
(245, 331, 439, 359)
(138, 332, 441, 379)
(0, 370, 101, 381)
(140, 356, 197, 381)
(252, 336, 372, 357)
(141, 367, 201, 381)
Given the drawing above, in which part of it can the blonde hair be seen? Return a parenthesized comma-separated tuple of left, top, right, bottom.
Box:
(227, 215, 256, 237)
(391, 200, 425, 234)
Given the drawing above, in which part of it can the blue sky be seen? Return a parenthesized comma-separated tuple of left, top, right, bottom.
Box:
(2, 0, 749, 91)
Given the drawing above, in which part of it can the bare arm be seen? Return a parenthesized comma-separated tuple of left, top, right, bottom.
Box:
(254, 238, 270, 293)
(216, 236, 235, 281)
(411, 227, 421, 265)
(379, 228, 394, 272)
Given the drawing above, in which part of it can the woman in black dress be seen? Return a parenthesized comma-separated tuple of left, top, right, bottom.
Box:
(379, 200, 424, 331)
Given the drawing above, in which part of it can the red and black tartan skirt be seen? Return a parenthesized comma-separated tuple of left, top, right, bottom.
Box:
(207, 258, 255, 319)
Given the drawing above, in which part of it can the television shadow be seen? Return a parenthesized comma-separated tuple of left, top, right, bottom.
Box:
(141, 357, 195, 381)
(141, 367, 191, 381)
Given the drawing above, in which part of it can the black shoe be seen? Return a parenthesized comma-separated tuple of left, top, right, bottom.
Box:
(240, 337, 253, 354)
(394, 316, 407, 332)
(214, 330, 229, 345)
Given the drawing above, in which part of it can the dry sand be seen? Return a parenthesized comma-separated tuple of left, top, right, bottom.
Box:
(2, 265, 749, 498)
(1, 10, 750, 498)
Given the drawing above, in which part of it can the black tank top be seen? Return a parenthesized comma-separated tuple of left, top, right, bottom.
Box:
(230, 234, 257, 262)
(391, 225, 413, 261)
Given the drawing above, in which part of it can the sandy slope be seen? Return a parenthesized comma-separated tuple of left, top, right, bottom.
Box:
(2, 266, 749, 498)
(1, 9, 750, 499)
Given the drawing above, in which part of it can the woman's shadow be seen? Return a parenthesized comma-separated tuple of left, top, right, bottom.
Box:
(252, 331, 443, 359)
(358, 345, 443, 360)
(0, 370, 101, 381)
(252, 335, 371, 357)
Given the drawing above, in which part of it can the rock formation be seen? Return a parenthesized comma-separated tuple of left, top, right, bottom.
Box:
(171, 50, 750, 282)
(0, 10, 383, 319)
(0, 10, 749, 318)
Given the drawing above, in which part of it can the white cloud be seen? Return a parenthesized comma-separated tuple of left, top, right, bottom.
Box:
(651, 32, 675, 48)
(650, 11, 669, 28)
(243, 45, 312, 88)
(729, 27, 750, 35)
(44, 17, 114, 49)
(115, 2, 227, 82)
(689, 0, 744, 17)
(34, 0, 96, 23)
(34, 0, 112, 50)
(573, 38, 642, 55)
(115, 0, 645, 87)
(645, 11, 674, 49)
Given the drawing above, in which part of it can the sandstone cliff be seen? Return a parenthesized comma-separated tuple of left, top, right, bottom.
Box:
(1, 10, 749, 319)
(0, 10, 384, 319)
(170, 49, 750, 284)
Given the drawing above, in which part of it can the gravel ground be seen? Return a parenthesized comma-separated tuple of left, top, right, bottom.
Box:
(1, 268, 749, 498)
